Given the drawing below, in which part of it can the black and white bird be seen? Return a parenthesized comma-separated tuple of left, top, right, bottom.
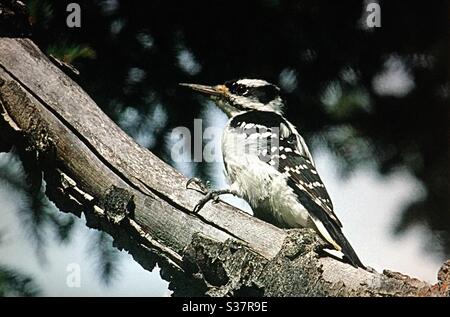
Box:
(181, 78, 365, 268)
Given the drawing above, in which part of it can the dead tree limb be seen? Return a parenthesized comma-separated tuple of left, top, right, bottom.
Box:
(0, 37, 448, 296)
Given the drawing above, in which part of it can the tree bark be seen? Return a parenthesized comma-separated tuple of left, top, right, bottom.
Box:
(0, 37, 448, 297)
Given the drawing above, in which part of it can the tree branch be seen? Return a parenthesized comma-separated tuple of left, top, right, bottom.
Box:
(0, 37, 448, 296)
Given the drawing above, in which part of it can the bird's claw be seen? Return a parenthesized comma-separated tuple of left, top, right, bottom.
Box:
(186, 177, 209, 193)
(187, 177, 215, 213)
(192, 199, 207, 213)
(192, 202, 203, 213)
(192, 191, 221, 213)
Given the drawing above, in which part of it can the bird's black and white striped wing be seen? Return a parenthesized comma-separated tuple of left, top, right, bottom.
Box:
(275, 150, 342, 227)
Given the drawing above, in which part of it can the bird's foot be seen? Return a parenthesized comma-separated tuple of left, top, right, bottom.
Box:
(191, 189, 235, 213)
(186, 178, 236, 213)
(186, 177, 210, 194)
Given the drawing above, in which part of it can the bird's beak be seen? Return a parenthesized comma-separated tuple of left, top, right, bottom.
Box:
(179, 83, 229, 99)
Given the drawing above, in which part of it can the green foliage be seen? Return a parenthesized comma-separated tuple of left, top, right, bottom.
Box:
(26, 0, 53, 26)
(27, 0, 96, 64)
(46, 42, 96, 64)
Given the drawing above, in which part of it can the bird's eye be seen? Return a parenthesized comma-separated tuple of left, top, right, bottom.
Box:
(232, 84, 247, 95)
(235, 85, 247, 95)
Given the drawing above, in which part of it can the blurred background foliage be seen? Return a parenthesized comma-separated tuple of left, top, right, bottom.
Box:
(0, 0, 448, 295)
(0, 265, 41, 296)
(0, 151, 120, 295)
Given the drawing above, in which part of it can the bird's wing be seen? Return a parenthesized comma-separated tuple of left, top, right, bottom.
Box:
(265, 136, 366, 267)
(271, 143, 342, 228)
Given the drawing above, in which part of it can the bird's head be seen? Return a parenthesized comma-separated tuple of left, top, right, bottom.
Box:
(180, 79, 284, 117)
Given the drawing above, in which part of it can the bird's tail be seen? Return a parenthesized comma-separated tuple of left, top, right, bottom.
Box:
(311, 216, 365, 269)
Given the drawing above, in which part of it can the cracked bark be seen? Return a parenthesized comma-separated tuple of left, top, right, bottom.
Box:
(0, 37, 448, 297)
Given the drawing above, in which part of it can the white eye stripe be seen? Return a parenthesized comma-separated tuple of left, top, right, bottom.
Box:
(236, 79, 271, 87)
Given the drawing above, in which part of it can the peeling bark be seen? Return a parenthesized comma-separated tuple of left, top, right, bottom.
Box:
(0, 37, 448, 297)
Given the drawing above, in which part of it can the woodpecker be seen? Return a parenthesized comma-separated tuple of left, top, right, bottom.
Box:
(181, 78, 365, 268)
